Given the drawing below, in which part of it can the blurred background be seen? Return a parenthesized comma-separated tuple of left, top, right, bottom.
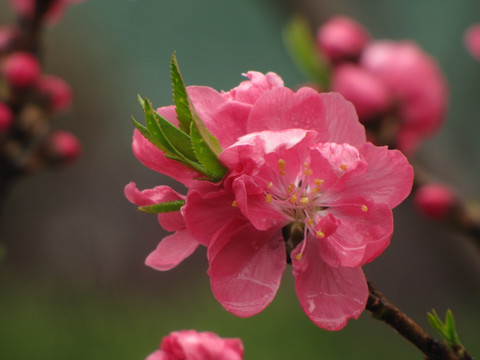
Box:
(0, 0, 480, 359)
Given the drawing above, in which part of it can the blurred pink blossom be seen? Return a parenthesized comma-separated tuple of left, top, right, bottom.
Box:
(317, 16, 370, 63)
(2, 51, 40, 87)
(464, 23, 480, 60)
(0, 103, 13, 132)
(38, 75, 73, 112)
(414, 184, 456, 219)
(146, 330, 243, 360)
(45, 130, 81, 164)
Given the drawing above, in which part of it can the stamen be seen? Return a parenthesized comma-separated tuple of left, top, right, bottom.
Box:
(306, 218, 314, 226)
(299, 197, 309, 206)
(267, 182, 273, 189)
(340, 164, 347, 171)
(316, 230, 325, 238)
(312, 179, 324, 193)
(290, 193, 298, 204)
(265, 194, 273, 203)
(303, 162, 313, 176)
(278, 159, 286, 176)
(362, 204, 368, 212)
(232, 200, 238, 207)
(287, 183, 295, 193)
(295, 252, 303, 261)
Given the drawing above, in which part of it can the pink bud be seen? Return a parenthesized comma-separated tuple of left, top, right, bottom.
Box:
(38, 75, 73, 112)
(147, 330, 244, 360)
(46, 130, 81, 164)
(317, 16, 370, 63)
(464, 23, 480, 61)
(414, 184, 456, 219)
(0, 103, 13, 132)
(331, 64, 391, 121)
(3, 52, 41, 88)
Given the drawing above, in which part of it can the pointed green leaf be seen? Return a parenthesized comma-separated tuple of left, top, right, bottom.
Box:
(138, 200, 185, 214)
(171, 52, 193, 134)
(131, 115, 177, 158)
(427, 309, 463, 348)
(283, 15, 331, 88)
(190, 121, 226, 181)
(170, 52, 224, 157)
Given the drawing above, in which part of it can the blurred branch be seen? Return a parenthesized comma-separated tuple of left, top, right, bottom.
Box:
(366, 280, 473, 360)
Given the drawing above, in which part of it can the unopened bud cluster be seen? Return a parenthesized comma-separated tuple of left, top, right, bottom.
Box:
(316, 16, 447, 154)
(0, 3, 80, 177)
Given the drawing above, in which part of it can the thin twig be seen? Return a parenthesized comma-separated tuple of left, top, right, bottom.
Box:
(365, 280, 473, 360)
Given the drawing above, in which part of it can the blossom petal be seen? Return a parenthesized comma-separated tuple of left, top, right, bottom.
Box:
(208, 223, 286, 317)
(132, 129, 198, 187)
(187, 86, 252, 148)
(145, 230, 198, 271)
(319, 199, 393, 267)
(337, 142, 413, 208)
(292, 239, 368, 330)
(124, 182, 185, 231)
(318, 92, 367, 147)
(225, 71, 284, 104)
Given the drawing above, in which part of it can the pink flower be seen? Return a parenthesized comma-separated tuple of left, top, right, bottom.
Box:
(2, 51, 41, 88)
(146, 330, 244, 360)
(464, 23, 480, 61)
(414, 184, 456, 219)
(0, 103, 13, 132)
(37, 75, 73, 113)
(10, 0, 84, 24)
(331, 63, 392, 121)
(128, 73, 413, 330)
(360, 41, 448, 153)
(44, 130, 81, 164)
(317, 16, 370, 63)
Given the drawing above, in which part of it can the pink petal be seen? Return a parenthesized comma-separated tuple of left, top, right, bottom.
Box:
(225, 71, 284, 104)
(319, 199, 393, 267)
(335, 142, 413, 208)
(146, 350, 168, 360)
(318, 92, 366, 147)
(292, 239, 368, 330)
(246, 87, 329, 136)
(184, 182, 242, 246)
(187, 86, 252, 148)
(124, 182, 185, 231)
(132, 129, 199, 187)
(465, 23, 480, 61)
(208, 223, 286, 317)
(145, 230, 198, 271)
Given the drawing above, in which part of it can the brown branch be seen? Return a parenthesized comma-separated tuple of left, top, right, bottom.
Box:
(366, 280, 473, 360)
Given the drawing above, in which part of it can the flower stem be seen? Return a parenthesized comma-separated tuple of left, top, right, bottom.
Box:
(365, 280, 473, 360)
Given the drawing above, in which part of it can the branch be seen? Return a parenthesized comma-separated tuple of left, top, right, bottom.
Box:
(365, 280, 473, 360)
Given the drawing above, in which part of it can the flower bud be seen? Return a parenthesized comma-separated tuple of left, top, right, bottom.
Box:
(0, 102, 13, 132)
(45, 130, 81, 165)
(38, 75, 73, 112)
(316, 16, 370, 63)
(147, 330, 244, 360)
(464, 23, 480, 61)
(2, 52, 41, 88)
(414, 184, 456, 219)
(331, 64, 391, 121)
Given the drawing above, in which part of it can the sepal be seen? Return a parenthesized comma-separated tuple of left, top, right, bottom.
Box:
(138, 200, 186, 214)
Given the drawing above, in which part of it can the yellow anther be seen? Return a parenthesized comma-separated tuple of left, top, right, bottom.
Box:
(316, 231, 325, 238)
(303, 163, 313, 176)
(267, 181, 273, 189)
(299, 197, 309, 206)
(287, 183, 295, 193)
(314, 179, 324, 185)
(232, 200, 238, 207)
(340, 164, 347, 171)
(312, 186, 322, 194)
(307, 218, 314, 226)
(290, 193, 298, 204)
(278, 159, 286, 176)
(362, 204, 368, 212)
(265, 194, 273, 204)
(295, 252, 303, 261)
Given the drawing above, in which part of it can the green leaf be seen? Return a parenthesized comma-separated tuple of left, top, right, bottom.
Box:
(427, 309, 463, 348)
(171, 52, 193, 134)
(131, 115, 176, 158)
(138, 200, 186, 214)
(283, 15, 331, 89)
(170, 52, 224, 157)
(190, 121, 227, 181)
